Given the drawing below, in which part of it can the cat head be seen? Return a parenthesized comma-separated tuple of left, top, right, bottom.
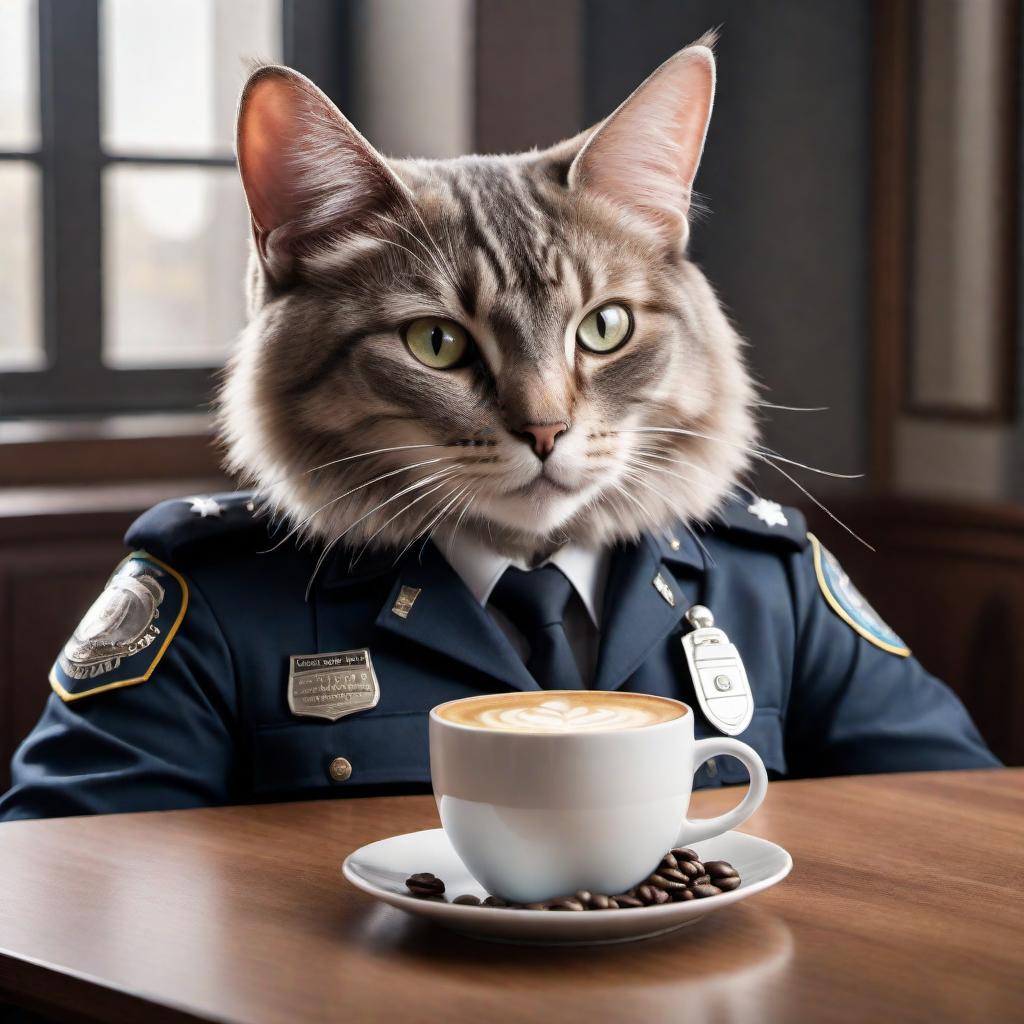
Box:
(220, 34, 756, 561)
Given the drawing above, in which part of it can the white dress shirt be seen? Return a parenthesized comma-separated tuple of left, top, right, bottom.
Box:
(440, 531, 610, 687)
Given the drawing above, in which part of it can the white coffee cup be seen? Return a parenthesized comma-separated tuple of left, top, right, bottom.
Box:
(429, 690, 768, 903)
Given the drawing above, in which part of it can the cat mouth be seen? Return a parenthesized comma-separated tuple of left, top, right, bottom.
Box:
(515, 471, 578, 496)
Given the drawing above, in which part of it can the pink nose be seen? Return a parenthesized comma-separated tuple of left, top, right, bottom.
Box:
(519, 422, 568, 460)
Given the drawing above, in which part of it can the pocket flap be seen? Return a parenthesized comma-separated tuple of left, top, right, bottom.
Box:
(251, 710, 430, 795)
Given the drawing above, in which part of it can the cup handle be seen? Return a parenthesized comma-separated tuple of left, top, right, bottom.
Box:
(677, 737, 768, 846)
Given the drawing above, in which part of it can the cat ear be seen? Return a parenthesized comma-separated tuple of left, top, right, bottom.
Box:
(236, 64, 409, 285)
(568, 41, 716, 248)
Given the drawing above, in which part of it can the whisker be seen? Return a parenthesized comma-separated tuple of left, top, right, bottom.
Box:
(391, 484, 467, 567)
(445, 486, 478, 559)
(375, 212, 460, 294)
(630, 425, 872, 548)
(348, 474, 459, 570)
(401, 203, 463, 291)
(626, 451, 755, 504)
(754, 402, 830, 413)
(622, 466, 718, 567)
(301, 442, 451, 478)
(418, 485, 473, 564)
(264, 455, 461, 553)
(617, 426, 861, 480)
(374, 236, 445, 283)
(301, 468, 459, 597)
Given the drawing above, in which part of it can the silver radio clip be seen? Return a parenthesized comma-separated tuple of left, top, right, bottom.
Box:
(681, 605, 754, 736)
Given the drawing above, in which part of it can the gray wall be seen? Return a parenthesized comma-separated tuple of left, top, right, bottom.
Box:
(584, 1, 873, 496)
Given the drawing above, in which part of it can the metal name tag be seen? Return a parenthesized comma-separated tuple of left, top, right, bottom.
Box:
(288, 649, 380, 722)
(680, 606, 754, 736)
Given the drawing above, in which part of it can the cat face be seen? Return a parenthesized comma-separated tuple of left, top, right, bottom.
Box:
(221, 36, 756, 560)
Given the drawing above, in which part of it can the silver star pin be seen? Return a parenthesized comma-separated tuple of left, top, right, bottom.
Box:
(187, 496, 223, 519)
(747, 498, 788, 528)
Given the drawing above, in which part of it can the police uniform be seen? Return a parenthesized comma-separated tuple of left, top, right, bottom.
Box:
(0, 492, 998, 821)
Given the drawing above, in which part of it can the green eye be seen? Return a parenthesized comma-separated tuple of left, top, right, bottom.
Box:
(576, 302, 633, 353)
(404, 318, 471, 369)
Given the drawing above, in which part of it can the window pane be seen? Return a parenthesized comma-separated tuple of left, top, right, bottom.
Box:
(0, 162, 43, 370)
(103, 165, 249, 367)
(101, 0, 281, 156)
(0, 0, 39, 149)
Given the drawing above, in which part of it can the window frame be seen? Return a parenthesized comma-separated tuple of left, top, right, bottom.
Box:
(0, 0, 351, 420)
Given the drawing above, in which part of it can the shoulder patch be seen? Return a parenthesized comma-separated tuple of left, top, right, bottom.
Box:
(124, 491, 264, 563)
(50, 552, 188, 702)
(808, 533, 910, 657)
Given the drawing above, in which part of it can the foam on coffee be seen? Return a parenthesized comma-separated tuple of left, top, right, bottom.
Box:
(436, 691, 684, 733)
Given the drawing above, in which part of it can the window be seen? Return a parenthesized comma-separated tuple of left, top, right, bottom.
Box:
(0, 0, 349, 419)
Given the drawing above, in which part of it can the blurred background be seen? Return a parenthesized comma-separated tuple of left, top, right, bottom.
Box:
(0, 0, 1020, 782)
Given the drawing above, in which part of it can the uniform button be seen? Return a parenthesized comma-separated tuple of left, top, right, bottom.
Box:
(328, 757, 352, 783)
(705, 757, 718, 777)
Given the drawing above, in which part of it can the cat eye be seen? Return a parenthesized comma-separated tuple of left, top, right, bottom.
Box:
(576, 302, 633, 353)
(404, 317, 471, 369)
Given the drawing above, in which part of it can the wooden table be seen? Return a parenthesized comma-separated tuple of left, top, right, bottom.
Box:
(0, 770, 1021, 1024)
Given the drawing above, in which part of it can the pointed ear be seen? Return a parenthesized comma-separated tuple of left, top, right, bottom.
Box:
(236, 64, 409, 286)
(568, 41, 716, 248)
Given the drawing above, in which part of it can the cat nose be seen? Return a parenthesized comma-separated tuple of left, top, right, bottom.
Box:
(517, 422, 569, 460)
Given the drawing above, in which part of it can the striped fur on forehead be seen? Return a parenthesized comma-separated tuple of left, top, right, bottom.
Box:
(221, 53, 757, 563)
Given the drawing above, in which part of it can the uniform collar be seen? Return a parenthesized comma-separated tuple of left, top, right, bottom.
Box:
(439, 529, 609, 628)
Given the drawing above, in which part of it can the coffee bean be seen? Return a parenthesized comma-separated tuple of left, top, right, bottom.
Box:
(406, 850, 742, 914)
(704, 861, 739, 879)
(691, 884, 722, 899)
(659, 867, 690, 884)
(636, 885, 658, 904)
(406, 872, 445, 897)
(549, 898, 585, 912)
(647, 872, 687, 891)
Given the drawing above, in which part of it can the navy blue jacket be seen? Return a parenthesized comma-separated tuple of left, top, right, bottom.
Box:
(0, 493, 998, 820)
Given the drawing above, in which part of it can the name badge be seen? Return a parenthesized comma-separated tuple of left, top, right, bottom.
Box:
(680, 606, 754, 736)
(288, 649, 380, 722)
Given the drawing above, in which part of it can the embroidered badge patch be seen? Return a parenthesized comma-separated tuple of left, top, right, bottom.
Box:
(808, 534, 910, 657)
(50, 552, 188, 702)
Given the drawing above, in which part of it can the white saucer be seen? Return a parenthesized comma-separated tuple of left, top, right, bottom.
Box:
(342, 828, 792, 945)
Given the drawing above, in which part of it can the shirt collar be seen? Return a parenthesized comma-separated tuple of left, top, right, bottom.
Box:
(439, 531, 609, 628)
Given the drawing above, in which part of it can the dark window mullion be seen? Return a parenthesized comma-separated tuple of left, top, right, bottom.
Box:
(37, 0, 104, 386)
(105, 153, 237, 168)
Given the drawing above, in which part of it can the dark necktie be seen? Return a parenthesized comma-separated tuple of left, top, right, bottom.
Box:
(490, 564, 584, 690)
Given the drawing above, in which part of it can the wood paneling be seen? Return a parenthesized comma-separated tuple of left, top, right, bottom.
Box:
(809, 497, 1024, 766)
(474, 0, 582, 153)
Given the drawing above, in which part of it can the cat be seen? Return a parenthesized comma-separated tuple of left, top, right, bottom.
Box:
(219, 30, 757, 567)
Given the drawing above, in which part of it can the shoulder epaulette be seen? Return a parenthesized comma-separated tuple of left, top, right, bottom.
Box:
(124, 492, 268, 563)
(700, 495, 808, 551)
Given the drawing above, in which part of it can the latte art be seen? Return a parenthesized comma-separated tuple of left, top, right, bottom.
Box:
(437, 691, 684, 733)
